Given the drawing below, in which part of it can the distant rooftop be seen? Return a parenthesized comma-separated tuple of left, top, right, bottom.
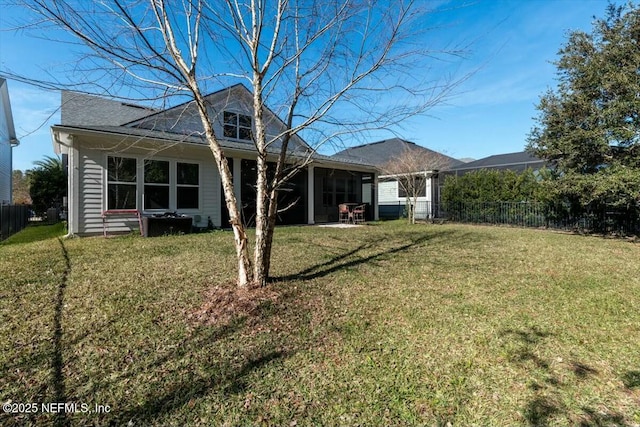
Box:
(333, 138, 464, 169)
(447, 151, 545, 172)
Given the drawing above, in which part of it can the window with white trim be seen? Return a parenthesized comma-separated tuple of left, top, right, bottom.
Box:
(107, 156, 137, 209)
(223, 111, 252, 141)
(144, 160, 170, 210)
(398, 177, 427, 198)
(107, 156, 200, 212)
(177, 162, 199, 209)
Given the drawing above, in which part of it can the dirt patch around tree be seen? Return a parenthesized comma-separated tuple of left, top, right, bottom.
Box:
(188, 282, 281, 326)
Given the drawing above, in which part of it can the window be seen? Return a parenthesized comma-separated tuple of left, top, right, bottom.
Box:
(398, 177, 427, 198)
(398, 184, 407, 198)
(107, 156, 200, 212)
(223, 111, 252, 141)
(107, 156, 137, 209)
(144, 160, 170, 210)
(321, 172, 359, 206)
(322, 176, 334, 206)
(177, 162, 199, 209)
(334, 177, 357, 205)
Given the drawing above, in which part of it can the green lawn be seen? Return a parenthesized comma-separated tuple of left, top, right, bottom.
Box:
(1, 222, 639, 426)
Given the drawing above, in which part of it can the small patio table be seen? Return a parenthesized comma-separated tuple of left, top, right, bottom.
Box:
(339, 203, 362, 224)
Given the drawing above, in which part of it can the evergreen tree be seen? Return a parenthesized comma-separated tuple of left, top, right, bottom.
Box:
(527, 3, 640, 214)
(29, 156, 66, 216)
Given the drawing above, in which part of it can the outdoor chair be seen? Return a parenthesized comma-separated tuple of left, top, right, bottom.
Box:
(338, 204, 350, 223)
(352, 204, 365, 224)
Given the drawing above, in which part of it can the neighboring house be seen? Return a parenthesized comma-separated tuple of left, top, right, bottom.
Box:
(0, 78, 20, 204)
(52, 84, 379, 236)
(433, 151, 547, 209)
(443, 151, 546, 176)
(333, 138, 464, 219)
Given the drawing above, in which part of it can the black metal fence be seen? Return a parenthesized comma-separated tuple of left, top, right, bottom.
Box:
(0, 205, 30, 241)
(379, 201, 640, 236)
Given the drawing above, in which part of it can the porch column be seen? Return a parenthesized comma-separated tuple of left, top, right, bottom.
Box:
(233, 157, 242, 211)
(373, 171, 379, 221)
(68, 145, 79, 234)
(307, 165, 315, 224)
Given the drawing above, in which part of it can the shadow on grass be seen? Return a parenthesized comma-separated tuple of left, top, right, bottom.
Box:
(501, 327, 562, 427)
(52, 238, 71, 427)
(95, 286, 302, 424)
(501, 326, 630, 426)
(524, 396, 560, 427)
(622, 370, 640, 389)
(113, 349, 292, 426)
(578, 407, 628, 427)
(571, 362, 598, 379)
(271, 229, 461, 283)
(104, 319, 247, 391)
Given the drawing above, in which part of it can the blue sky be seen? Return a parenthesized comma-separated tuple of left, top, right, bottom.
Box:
(0, 0, 609, 171)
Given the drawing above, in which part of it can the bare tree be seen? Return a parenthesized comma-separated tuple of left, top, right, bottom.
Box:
(3, 0, 469, 287)
(380, 148, 452, 224)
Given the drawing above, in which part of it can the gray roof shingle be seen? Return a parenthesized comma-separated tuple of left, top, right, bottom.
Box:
(52, 124, 376, 168)
(447, 151, 545, 172)
(332, 138, 464, 169)
(61, 91, 157, 126)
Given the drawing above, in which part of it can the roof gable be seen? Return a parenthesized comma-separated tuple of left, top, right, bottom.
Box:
(126, 84, 311, 151)
(0, 78, 18, 143)
(58, 85, 312, 154)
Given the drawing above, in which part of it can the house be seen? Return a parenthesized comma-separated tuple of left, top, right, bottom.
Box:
(0, 78, 20, 204)
(443, 151, 546, 176)
(436, 150, 546, 193)
(52, 84, 379, 236)
(333, 138, 463, 219)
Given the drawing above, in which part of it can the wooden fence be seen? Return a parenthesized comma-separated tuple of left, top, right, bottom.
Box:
(0, 205, 30, 241)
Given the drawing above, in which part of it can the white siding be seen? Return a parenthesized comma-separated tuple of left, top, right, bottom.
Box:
(75, 139, 221, 235)
(0, 140, 10, 204)
(0, 95, 11, 203)
(378, 181, 399, 204)
(200, 158, 221, 227)
(77, 145, 108, 235)
(378, 178, 434, 219)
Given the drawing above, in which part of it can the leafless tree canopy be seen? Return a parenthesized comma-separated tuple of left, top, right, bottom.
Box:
(381, 148, 452, 224)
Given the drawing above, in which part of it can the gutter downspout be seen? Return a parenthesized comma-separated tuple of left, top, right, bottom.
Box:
(8, 138, 19, 205)
(52, 129, 75, 238)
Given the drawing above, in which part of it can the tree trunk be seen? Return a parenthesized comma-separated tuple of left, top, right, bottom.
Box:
(258, 186, 280, 285)
(220, 160, 252, 287)
(252, 74, 271, 287)
(191, 91, 252, 286)
(411, 196, 417, 224)
(253, 153, 270, 287)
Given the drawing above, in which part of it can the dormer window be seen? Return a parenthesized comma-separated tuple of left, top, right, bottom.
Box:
(223, 111, 252, 141)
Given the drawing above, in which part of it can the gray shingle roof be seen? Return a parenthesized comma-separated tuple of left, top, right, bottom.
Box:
(52, 124, 376, 168)
(447, 151, 545, 172)
(61, 91, 157, 126)
(332, 138, 464, 169)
